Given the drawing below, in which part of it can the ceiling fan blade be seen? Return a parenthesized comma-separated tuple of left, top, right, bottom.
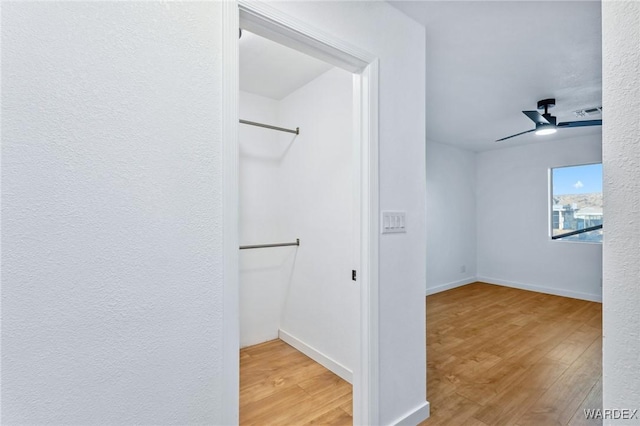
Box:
(557, 119, 602, 128)
(523, 110, 550, 125)
(496, 128, 536, 142)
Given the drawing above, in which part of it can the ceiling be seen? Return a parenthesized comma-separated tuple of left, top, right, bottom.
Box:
(389, 0, 602, 151)
(239, 2, 602, 152)
(239, 29, 333, 100)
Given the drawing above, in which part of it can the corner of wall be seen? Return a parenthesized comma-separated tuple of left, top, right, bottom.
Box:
(425, 141, 479, 295)
(426, 277, 477, 296)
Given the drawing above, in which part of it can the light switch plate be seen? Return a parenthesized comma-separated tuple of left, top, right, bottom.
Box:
(381, 211, 406, 234)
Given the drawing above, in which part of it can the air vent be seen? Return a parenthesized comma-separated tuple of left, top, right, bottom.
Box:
(574, 106, 602, 118)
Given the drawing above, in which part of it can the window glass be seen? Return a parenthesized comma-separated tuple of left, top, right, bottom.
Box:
(551, 163, 603, 242)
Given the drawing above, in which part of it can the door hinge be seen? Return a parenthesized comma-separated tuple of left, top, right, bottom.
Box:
(352, 270, 357, 281)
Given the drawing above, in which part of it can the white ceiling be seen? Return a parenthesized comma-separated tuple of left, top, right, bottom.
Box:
(238, 2, 602, 152)
(239, 29, 333, 100)
(389, 0, 602, 151)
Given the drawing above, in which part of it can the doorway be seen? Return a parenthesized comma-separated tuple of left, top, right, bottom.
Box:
(223, 3, 380, 424)
(238, 28, 357, 423)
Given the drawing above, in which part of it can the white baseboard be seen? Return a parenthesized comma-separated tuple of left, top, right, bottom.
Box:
(278, 329, 353, 384)
(477, 276, 602, 303)
(390, 401, 430, 425)
(426, 277, 476, 296)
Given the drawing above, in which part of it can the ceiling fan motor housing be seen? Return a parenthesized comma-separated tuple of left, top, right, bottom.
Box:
(537, 98, 556, 110)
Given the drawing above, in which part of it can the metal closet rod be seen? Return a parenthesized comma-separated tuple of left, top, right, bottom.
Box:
(239, 238, 300, 250)
(239, 119, 299, 135)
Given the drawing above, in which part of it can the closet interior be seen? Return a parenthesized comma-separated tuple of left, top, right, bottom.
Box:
(238, 29, 358, 424)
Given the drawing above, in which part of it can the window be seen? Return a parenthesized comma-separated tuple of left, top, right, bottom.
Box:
(550, 163, 603, 243)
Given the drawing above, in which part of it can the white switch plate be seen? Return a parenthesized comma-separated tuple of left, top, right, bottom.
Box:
(381, 211, 406, 234)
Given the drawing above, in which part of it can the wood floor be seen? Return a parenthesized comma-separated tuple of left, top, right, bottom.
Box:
(422, 282, 602, 426)
(240, 339, 352, 425)
(239, 282, 602, 425)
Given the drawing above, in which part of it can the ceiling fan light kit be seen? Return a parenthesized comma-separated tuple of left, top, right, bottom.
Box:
(535, 123, 557, 136)
(496, 98, 602, 142)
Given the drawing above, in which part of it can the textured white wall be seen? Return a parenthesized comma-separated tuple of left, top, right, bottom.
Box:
(477, 133, 603, 301)
(426, 142, 477, 294)
(1, 3, 225, 423)
(268, 3, 427, 423)
(602, 0, 640, 417)
(277, 68, 357, 373)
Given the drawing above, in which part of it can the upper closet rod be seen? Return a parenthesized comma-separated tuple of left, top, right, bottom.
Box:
(239, 119, 299, 135)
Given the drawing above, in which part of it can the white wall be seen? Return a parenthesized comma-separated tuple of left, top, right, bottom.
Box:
(267, 3, 428, 423)
(239, 66, 357, 369)
(239, 68, 356, 376)
(238, 91, 288, 347)
(476, 133, 603, 301)
(602, 0, 640, 417)
(277, 68, 358, 376)
(2, 3, 226, 424)
(426, 141, 477, 294)
(2, 2, 428, 424)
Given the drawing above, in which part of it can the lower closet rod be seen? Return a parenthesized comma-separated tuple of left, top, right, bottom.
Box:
(239, 239, 300, 250)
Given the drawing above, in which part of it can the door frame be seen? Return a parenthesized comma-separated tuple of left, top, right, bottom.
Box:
(222, 2, 380, 424)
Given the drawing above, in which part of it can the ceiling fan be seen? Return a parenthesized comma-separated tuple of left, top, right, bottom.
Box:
(496, 98, 602, 142)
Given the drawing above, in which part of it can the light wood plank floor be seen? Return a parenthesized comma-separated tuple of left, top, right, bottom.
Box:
(240, 339, 352, 425)
(421, 282, 602, 426)
(239, 282, 602, 425)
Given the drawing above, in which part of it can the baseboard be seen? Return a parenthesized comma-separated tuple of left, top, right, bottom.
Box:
(426, 277, 476, 296)
(477, 276, 602, 303)
(278, 329, 353, 384)
(390, 401, 430, 425)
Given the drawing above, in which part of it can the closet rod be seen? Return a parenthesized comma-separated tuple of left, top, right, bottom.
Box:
(239, 119, 299, 135)
(239, 239, 300, 250)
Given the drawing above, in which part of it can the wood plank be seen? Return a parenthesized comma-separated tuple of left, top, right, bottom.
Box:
(286, 390, 352, 424)
(298, 370, 352, 398)
(240, 385, 312, 425)
(515, 338, 602, 426)
(455, 359, 528, 406)
(545, 323, 600, 365)
(340, 400, 353, 416)
(472, 358, 570, 425)
(240, 361, 328, 406)
(425, 282, 602, 426)
(240, 338, 352, 425)
(308, 407, 353, 425)
(567, 379, 602, 426)
(418, 392, 483, 426)
(240, 282, 601, 425)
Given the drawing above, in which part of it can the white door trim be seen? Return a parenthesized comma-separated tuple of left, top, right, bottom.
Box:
(353, 59, 380, 425)
(223, 2, 380, 424)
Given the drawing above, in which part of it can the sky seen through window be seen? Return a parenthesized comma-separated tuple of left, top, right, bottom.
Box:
(553, 163, 603, 195)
